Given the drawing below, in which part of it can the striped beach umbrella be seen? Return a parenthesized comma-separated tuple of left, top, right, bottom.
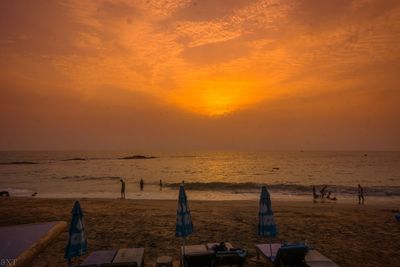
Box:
(258, 186, 277, 256)
(176, 183, 193, 255)
(65, 201, 87, 265)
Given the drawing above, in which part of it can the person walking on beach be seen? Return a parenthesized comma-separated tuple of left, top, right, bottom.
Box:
(120, 178, 126, 199)
(159, 179, 163, 191)
(140, 178, 144, 191)
(358, 184, 364, 205)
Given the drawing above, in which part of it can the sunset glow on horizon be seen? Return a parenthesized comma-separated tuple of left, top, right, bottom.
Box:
(1, 0, 400, 150)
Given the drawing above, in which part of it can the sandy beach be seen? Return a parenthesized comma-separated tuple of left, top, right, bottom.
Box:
(0, 197, 399, 267)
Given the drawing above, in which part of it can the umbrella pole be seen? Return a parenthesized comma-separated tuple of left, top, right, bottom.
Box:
(182, 237, 186, 267)
(269, 236, 273, 259)
(183, 236, 186, 255)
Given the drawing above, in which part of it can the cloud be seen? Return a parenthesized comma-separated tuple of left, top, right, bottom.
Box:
(97, 1, 141, 19)
(0, 0, 92, 56)
(167, 0, 256, 22)
(181, 37, 249, 65)
(1, 0, 400, 149)
(289, 0, 352, 28)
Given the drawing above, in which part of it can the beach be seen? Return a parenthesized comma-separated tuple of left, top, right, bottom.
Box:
(1, 197, 399, 267)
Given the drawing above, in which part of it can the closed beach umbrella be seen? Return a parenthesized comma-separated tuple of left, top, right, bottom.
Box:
(258, 186, 277, 257)
(176, 183, 193, 256)
(65, 201, 87, 265)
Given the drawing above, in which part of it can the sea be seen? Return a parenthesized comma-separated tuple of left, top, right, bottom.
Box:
(0, 151, 399, 202)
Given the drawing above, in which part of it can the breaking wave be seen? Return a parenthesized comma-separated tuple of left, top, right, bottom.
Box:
(165, 182, 400, 197)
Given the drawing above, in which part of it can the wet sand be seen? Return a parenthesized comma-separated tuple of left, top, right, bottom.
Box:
(0, 197, 399, 267)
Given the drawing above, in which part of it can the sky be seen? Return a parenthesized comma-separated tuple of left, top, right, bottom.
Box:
(0, 0, 399, 151)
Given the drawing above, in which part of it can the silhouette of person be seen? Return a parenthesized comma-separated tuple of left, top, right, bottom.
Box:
(313, 186, 319, 202)
(320, 185, 328, 199)
(140, 178, 144, 191)
(120, 179, 126, 199)
(358, 184, 364, 205)
(159, 179, 163, 191)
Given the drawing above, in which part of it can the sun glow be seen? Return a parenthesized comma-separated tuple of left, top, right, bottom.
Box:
(170, 79, 264, 116)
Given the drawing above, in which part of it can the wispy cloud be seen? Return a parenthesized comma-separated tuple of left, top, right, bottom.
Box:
(1, 0, 400, 149)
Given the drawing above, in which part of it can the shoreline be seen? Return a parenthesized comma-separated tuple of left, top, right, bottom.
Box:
(3, 190, 400, 205)
(5, 195, 400, 207)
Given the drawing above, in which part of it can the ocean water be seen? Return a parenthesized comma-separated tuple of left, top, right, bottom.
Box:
(0, 151, 399, 201)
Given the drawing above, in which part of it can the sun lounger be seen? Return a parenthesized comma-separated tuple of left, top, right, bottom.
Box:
(0, 221, 67, 267)
(180, 245, 214, 267)
(78, 248, 144, 267)
(273, 243, 308, 267)
(305, 249, 339, 267)
(206, 242, 247, 267)
(78, 250, 117, 266)
(255, 243, 339, 267)
(214, 250, 247, 267)
(180, 242, 247, 267)
(104, 248, 144, 267)
(183, 251, 215, 267)
(181, 244, 208, 255)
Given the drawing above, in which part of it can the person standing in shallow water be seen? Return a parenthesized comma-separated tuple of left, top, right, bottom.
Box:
(358, 184, 364, 205)
(312, 186, 319, 202)
(120, 178, 126, 199)
(140, 178, 144, 191)
(159, 179, 162, 191)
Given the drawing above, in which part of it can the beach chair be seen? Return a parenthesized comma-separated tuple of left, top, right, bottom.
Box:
(255, 243, 308, 267)
(0, 221, 67, 267)
(273, 244, 308, 267)
(255, 243, 339, 267)
(214, 249, 248, 267)
(77, 250, 117, 267)
(304, 249, 339, 267)
(102, 248, 144, 267)
(183, 251, 215, 267)
(78, 248, 144, 267)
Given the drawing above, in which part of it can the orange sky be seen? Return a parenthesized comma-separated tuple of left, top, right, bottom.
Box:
(0, 0, 399, 150)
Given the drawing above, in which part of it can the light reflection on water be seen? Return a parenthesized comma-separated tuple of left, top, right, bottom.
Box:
(0, 151, 399, 199)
